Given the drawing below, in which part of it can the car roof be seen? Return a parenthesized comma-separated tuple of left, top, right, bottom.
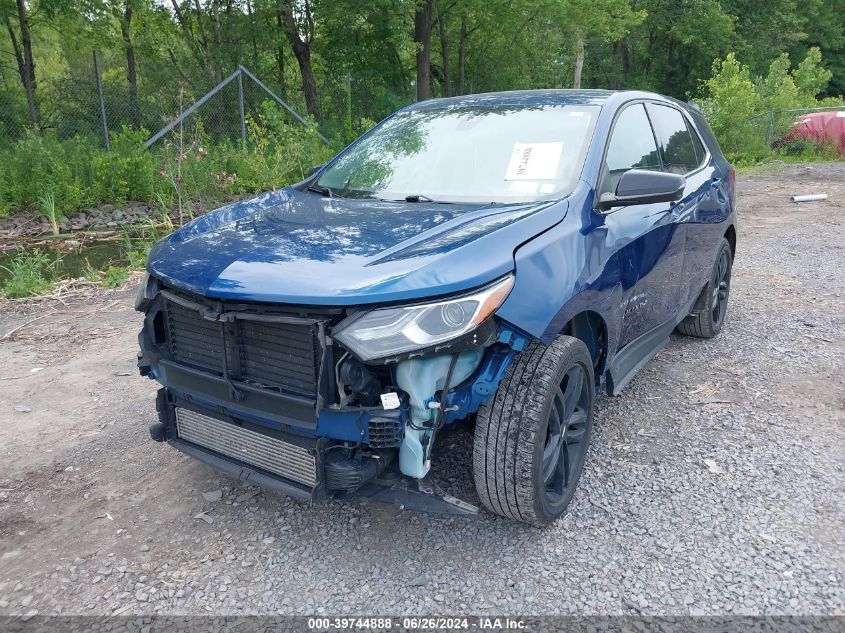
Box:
(403, 89, 691, 113)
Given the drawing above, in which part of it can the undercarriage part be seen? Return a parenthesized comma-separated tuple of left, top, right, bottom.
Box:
(172, 434, 479, 516)
(149, 422, 167, 442)
(324, 448, 385, 493)
(394, 348, 484, 479)
(357, 474, 479, 516)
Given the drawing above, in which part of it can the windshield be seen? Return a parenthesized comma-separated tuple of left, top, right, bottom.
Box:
(316, 104, 600, 204)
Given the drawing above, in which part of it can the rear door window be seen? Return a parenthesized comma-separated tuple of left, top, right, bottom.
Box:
(647, 103, 699, 174)
(604, 104, 661, 192)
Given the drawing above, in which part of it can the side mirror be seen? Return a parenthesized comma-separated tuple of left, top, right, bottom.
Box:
(306, 163, 325, 178)
(598, 169, 685, 211)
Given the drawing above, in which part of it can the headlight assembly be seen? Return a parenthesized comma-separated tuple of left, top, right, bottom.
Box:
(333, 275, 514, 361)
(134, 272, 160, 312)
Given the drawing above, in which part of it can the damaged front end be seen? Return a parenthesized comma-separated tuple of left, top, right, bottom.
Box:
(136, 273, 528, 516)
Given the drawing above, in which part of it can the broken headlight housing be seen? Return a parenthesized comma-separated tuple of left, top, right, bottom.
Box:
(333, 275, 514, 362)
(134, 272, 161, 312)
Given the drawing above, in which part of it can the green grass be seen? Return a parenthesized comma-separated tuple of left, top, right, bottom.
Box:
(37, 190, 62, 236)
(736, 147, 843, 173)
(100, 265, 130, 288)
(0, 249, 63, 298)
(0, 229, 158, 298)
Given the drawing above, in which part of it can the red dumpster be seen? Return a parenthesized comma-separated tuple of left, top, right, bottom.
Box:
(782, 111, 845, 154)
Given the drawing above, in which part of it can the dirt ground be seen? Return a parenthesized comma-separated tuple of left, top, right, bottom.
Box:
(0, 163, 843, 617)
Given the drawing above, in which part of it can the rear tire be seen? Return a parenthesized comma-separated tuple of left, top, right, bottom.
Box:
(473, 336, 594, 527)
(676, 237, 732, 339)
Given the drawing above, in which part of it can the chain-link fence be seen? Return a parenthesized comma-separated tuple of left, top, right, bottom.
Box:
(1, 50, 190, 147)
(142, 66, 330, 150)
(0, 50, 411, 151)
(748, 105, 845, 152)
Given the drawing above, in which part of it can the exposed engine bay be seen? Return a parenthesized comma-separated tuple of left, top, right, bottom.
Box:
(137, 275, 525, 515)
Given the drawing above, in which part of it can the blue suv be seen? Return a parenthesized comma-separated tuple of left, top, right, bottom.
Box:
(137, 89, 736, 526)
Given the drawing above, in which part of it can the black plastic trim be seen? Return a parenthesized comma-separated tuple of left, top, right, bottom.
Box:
(607, 290, 700, 395)
(158, 359, 318, 428)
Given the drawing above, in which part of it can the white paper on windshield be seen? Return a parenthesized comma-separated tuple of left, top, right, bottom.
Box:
(505, 142, 563, 180)
(509, 181, 539, 193)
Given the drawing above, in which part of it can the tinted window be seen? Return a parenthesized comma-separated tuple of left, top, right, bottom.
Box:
(317, 104, 599, 204)
(647, 104, 699, 174)
(604, 104, 660, 192)
(687, 120, 707, 164)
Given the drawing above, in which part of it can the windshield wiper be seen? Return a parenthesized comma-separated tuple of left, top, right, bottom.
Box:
(306, 184, 334, 197)
(404, 194, 454, 203)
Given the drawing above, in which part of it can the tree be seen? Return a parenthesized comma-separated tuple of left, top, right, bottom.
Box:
(279, 0, 321, 120)
(112, 0, 141, 129)
(628, 0, 734, 97)
(698, 53, 764, 158)
(793, 46, 834, 100)
(4, 0, 39, 127)
(558, 0, 645, 89)
(169, 0, 224, 84)
(435, 4, 451, 96)
(413, 0, 434, 100)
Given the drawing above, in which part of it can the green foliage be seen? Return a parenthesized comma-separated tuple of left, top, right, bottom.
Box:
(699, 48, 845, 164)
(100, 265, 130, 288)
(170, 102, 333, 202)
(0, 110, 333, 218)
(699, 53, 766, 163)
(0, 133, 80, 215)
(1, 0, 843, 222)
(89, 128, 158, 204)
(0, 249, 62, 298)
(0, 129, 156, 216)
(793, 47, 834, 98)
(758, 54, 803, 113)
(38, 190, 61, 236)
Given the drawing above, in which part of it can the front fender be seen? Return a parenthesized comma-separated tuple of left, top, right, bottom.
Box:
(496, 184, 622, 361)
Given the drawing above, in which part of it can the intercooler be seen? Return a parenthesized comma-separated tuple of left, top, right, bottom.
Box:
(175, 407, 317, 487)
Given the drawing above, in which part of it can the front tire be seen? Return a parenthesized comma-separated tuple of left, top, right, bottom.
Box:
(676, 237, 733, 339)
(473, 336, 594, 526)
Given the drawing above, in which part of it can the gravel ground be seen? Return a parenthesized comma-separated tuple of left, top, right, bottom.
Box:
(0, 163, 843, 617)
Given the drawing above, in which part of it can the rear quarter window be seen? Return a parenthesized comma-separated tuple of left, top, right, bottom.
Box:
(646, 103, 699, 174)
(688, 121, 707, 164)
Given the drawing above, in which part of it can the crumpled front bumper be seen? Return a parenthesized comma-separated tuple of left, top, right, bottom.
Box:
(151, 389, 478, 516)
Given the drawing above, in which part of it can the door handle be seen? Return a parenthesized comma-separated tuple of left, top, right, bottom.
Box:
(711, 178, 722, 188)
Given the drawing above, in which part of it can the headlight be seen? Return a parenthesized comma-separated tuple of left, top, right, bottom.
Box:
(134, 272, 159, 312)
(334, 275, 514, 361)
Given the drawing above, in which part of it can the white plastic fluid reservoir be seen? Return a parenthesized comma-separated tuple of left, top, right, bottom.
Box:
(395, 349, 484, 478)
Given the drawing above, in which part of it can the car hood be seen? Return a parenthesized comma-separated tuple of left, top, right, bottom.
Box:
(147, 188, 569, 305)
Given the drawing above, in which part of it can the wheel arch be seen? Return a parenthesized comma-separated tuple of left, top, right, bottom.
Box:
(559, 310, 609, 389)
(724, 223, 736, 258)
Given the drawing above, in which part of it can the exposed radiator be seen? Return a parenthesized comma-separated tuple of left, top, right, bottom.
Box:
(165, 299, 321, 399)
(175, 408, 317, 487)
